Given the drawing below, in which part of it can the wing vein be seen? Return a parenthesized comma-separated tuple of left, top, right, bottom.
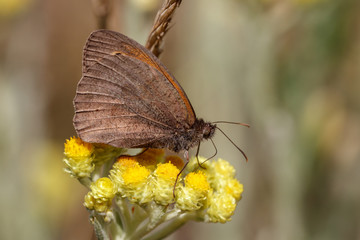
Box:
(92, 57, 177, 125)
(111, 54, 181, 124)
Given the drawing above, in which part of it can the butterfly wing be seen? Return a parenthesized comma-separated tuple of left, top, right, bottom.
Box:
(74, 30, 196, 149)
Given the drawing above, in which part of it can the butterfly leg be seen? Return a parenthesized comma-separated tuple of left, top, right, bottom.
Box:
(172, 150, 190, 199)
(197, 138, 218, 167)
(195, 141, 206, 169)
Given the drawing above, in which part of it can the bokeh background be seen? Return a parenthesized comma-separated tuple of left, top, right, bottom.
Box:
(1, 0, 359, 239)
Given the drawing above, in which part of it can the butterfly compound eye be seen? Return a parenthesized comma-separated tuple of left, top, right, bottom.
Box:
(203, 123, 216, 139)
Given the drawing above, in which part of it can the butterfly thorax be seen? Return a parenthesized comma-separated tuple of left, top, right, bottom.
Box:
(170, 119, 216, 152)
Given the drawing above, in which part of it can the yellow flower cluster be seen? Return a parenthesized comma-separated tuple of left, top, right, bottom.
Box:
(199, 158, 244, 223)
(63, 137, 244, 230)
(104, 149, 217, 209)
(108, 152, 184, 205)
(107, 152, 243, 223)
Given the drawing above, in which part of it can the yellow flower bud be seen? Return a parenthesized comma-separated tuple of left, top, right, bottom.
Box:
(203, 159, 242, 199)
(206, 193, 236, 223)
(225, 179, 243, 201)
(84, 177, 116, 213)
(212, 159, 236, 178)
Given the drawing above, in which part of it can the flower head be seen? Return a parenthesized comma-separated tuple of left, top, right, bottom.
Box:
(84, 177, 116, 213)
(63, 137, 94, 178)
(176, 171, 210, 211)
(110, 156, 152, 204)
(185, 171, 210, 192)
(205, 193, 236, 223)
(64, 136, 94, 159)
(153, 162, 180, 205)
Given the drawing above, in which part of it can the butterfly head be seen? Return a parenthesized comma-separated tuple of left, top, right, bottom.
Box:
(194, 118, 216, 140)
(203, 122, 216, 140)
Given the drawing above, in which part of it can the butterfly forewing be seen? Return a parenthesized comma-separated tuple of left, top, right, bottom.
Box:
(82, 30, 195, 125)
(74, 30, 196, 148)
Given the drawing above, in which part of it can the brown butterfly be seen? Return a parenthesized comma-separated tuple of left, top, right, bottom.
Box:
(73, 30, 247, 161)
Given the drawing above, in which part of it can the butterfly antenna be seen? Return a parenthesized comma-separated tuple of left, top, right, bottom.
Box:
(216, 127, 248, 162)
(213, 121, 250, 128)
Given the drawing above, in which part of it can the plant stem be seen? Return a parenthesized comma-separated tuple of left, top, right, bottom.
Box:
(145, 0, 182, 57)
(91, 0, 112, 29)
(143, 213, 195, 240)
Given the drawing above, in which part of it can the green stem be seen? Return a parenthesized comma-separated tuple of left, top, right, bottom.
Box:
(92, 162, 103, 181)
(143, 213, 195, 240)
(102, 157, 116, 176)
(109, 209, 126, 239)
(78, 177, 91, 189)
(125, 205, 163, 239)
(115, 197, 131, 232)
(128, 204, 148, 233)
(91, 212, 110, 240)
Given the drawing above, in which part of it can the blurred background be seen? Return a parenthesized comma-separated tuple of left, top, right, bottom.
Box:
(1, 0, 359, 239)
